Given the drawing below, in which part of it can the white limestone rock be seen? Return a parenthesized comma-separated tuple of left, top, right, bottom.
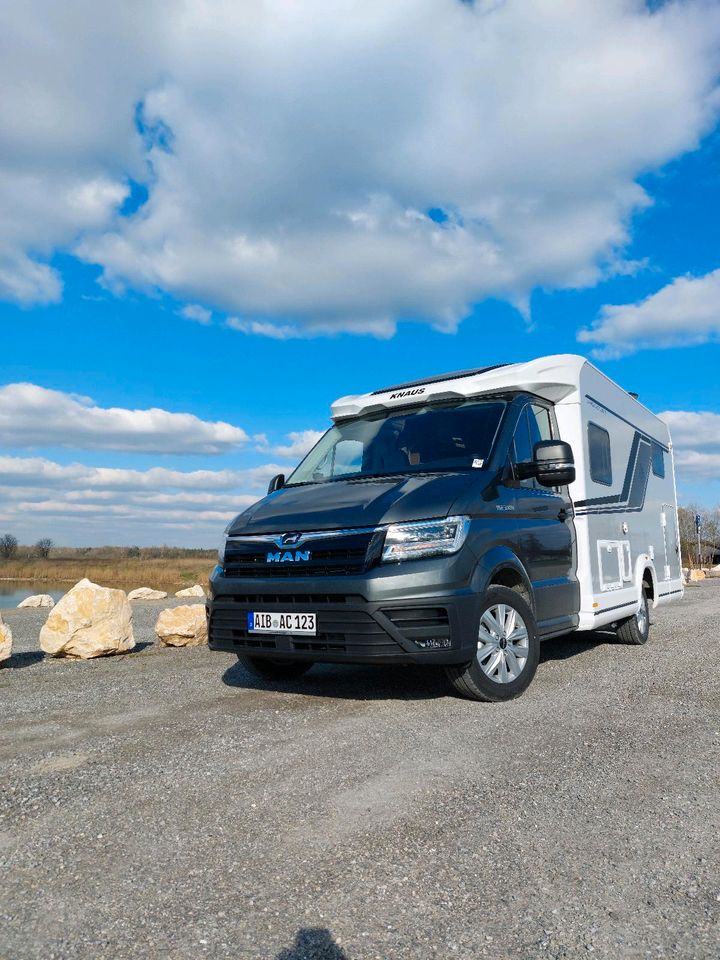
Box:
(155, 605, 208, 647)
(175, 584, 206, 598)
(127, 587, 168, 601)
(17, 594, 55, 608)
(0, 614, 12, 665)
(39, 579, 135, 659)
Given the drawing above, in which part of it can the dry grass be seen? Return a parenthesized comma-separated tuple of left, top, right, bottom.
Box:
(0, 556, 214, 588)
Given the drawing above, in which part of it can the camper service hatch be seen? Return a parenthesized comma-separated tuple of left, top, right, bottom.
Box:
(208, 355, 683, 701)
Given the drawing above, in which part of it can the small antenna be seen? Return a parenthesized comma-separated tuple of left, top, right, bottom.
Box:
(628, 391, 639, 400)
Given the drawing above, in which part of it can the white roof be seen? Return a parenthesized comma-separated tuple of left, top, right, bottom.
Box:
(331, 354, 588, 421)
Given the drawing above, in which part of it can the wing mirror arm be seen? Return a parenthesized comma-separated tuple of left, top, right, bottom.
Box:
(267, 473, 285, 494)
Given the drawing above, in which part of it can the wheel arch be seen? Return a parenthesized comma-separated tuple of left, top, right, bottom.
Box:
(635, 557, 658, 608)
(473, 546, 534, 613)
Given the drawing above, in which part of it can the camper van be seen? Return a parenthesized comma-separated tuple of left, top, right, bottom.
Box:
(208, 355, 683, 701)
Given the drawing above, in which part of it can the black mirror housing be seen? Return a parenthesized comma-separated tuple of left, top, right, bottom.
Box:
(533, 440, 575, 487)
(267, 473, 285, 494)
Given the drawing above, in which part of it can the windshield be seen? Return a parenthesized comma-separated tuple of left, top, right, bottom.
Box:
(287, 400, 506, 485)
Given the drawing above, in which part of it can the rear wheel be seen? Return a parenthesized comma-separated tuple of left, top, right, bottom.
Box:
(616, 588, 650, 645)
(445, 586, 540, 702)
(237, 655, 313, 680)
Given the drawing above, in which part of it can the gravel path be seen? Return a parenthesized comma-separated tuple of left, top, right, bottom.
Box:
(1, 585, 718, 960)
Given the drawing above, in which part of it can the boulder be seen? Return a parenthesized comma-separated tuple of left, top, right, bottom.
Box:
(39, 579, 135, 659)
(127, 587, 168, 601)
(155, 604, 208, 647)
(688, 569, 706, 582)
(175, 584, 206, 598)
(17, 594, 55, 608)
(0, 615, 11, 665)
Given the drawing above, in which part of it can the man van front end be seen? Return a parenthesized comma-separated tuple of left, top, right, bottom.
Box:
(207, 395, 515, 676)
(209, 513, 484, 667)
(207, 386, 578, 701)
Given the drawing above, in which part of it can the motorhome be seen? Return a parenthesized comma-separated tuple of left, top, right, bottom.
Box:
(208, 354, 683, 701)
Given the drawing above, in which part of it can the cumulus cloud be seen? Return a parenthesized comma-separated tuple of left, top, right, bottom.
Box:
(0, 455, 294, 545)
(579, 269, 720, 357)
(0, 382, 249, 454)
(1, 1, 719, 333)
(0, 455, 287, 492)
(180, 303, 212, 324)
(266, 430, 324, 459)
(657, 410, 720, 482)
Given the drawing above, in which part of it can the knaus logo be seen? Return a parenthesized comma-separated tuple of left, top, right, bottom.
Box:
(389, 387, 425, 400)
(266, 550, 311, 563)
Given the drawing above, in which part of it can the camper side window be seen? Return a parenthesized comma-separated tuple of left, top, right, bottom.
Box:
(652, 442, 665, 478)
(588, 422, 612, 486)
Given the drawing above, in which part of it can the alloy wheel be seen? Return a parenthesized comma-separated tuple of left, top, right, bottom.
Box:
(477, 603, 529, 683)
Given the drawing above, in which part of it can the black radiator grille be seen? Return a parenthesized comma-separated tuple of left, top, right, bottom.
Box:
(217, 593, 359, 605)
(223, 531, 374, 579)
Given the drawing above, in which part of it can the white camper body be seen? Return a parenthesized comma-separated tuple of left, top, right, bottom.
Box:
(332, 354, 684, 632)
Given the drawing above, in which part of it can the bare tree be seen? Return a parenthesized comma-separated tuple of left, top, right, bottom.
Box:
(0, 533, 18, 559)
(35, 538, 53, 559)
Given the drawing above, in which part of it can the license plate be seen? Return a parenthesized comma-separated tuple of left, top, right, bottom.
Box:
(247, 611, 317, 636)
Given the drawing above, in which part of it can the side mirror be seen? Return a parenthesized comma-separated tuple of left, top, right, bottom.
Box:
(533, 440, 575, 487)
(267, 473, 285, 494)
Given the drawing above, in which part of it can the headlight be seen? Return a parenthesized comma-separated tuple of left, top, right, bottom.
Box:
(381, 516, 470, 563)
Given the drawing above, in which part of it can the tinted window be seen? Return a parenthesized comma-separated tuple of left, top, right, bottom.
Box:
(288, 400, 506, 484)
(588, 422, 612, 486)
(652, 442, 665, 478)
(512, 407, 534, 467)
(530, 404, 553, 442)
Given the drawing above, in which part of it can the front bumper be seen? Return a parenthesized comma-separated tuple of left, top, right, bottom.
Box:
(207, 555, 481, 665)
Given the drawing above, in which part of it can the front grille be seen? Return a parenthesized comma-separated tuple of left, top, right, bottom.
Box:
(218, 593, 358, 605)
(223, 530, 375, 579)
(209, 605, 401, 658)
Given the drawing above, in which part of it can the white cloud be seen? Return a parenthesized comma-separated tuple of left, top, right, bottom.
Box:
(579, 269, 720, 357)
(0, 382, 249, 454)
(0, 455, 287, 492)
(659, 410, 720, 451)
(180, 303, 212, 324)
(672, 450, 720, 482)
(0, 455, 294, 546)
(657, 410, 720, 482)
(267, 430, 324, 459)
(1, 1, 719, 333)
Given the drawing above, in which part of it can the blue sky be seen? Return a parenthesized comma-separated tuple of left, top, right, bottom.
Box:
(1, 1, 719, 545)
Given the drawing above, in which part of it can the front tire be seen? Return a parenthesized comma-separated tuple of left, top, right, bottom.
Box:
(616, 588, 650, 646)
(445, 586, 540, 702)
(237, 655, 313, 680)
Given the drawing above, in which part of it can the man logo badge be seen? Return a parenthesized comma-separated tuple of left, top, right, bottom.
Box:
(266, 550, 311, 563)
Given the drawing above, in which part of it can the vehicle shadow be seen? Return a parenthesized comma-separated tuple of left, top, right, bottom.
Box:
(222, 627, 638, 700)
(275, 928, 349, 959)
(222, 658, 450, 702)
(540, 627, 623, 663)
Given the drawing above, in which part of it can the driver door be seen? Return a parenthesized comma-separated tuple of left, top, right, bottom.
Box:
(509, 404, 577, 631)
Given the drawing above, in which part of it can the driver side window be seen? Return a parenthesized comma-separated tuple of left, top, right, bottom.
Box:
(510, 404, 553, 488)
(511, 407, 535, 488)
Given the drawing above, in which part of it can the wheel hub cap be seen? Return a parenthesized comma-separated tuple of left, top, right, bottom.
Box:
(477, 603, 529, 684)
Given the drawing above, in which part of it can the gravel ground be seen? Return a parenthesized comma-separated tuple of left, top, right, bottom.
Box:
(1, 584, 718, 960)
